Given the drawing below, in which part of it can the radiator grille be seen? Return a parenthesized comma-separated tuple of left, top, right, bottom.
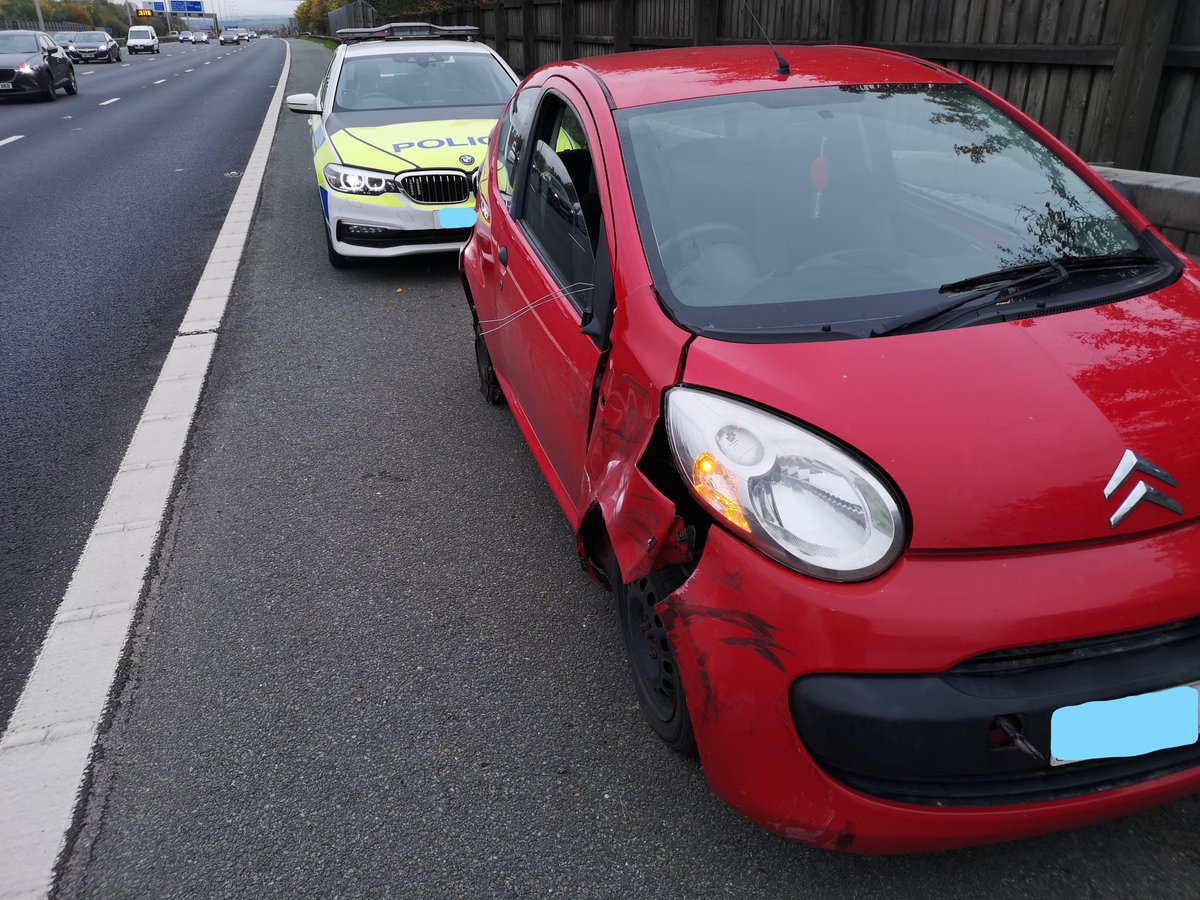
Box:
(399, 171, 471, 205)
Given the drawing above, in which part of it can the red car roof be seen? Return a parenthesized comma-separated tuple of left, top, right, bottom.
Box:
(565, 45, 962, 109)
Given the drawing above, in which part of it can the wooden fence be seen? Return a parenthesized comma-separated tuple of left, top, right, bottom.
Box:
(425, 0, 1200, 179)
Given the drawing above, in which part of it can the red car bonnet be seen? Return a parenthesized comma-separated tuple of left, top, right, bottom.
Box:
(682, 270, 1200, 551)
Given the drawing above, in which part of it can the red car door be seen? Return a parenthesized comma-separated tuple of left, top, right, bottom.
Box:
(487, 82, 609, 521)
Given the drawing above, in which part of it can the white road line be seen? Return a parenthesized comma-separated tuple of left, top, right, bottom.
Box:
(0, 41, 291, 900)
(153, 79, 166, 84)
(121, 63, 130, 67)
(204, 61, 211, 65)
(81, 70, 95, 75)
(0, 135, 24, 148)
(98, 97, 120, 106)
(184, 68, 193, 72)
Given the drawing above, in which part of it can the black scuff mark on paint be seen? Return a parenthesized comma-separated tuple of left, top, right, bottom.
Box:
(835, 822, 856, 851)
(672, 605, 792, 673)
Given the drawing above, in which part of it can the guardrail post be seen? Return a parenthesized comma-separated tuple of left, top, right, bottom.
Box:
(494, 1, 507, 58)
(694, 0, 718, 46)
(613, 0, 633, 53)
(523, 0, 536, 72)
(1105, 0, 1178, 169)
(831, 0, 864, 44)
(561, 0, 577, 60)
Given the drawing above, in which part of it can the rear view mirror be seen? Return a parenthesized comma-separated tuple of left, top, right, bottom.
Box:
(286, 93, 320, 115)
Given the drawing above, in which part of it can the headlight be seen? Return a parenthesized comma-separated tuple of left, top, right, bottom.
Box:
(17, 63, 35, 74)
(323, 163, 393, 195)
(666, 387, 905, 582)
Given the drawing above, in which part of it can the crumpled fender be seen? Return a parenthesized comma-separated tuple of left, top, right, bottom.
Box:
(583, 285, 692, 583)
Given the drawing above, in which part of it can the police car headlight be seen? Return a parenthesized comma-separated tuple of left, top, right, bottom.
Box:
(666, 387, 906, 582)
(324, 164, 393, 196)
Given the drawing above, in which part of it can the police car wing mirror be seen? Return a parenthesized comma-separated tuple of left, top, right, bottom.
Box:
(286, 93, 320, 115)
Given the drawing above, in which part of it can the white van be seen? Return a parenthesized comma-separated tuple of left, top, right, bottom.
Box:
(126, 26, 160, 54)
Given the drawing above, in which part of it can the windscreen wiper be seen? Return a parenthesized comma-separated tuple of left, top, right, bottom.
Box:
(871, 253, 1162, 338)
(870, 260, 1068, 337)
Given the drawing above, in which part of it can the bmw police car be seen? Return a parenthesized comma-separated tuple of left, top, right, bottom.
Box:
(286, 22, 518, 267)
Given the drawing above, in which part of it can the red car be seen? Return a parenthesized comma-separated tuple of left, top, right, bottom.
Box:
(460, 45, 1200, 852)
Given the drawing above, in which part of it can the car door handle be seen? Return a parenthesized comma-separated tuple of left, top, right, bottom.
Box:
(498, 246, 508, 267)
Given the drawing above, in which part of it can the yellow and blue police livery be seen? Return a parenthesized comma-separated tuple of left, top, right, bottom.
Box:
(286, 23, 518, 267)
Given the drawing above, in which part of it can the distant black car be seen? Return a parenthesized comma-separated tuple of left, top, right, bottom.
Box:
(68, 31, 121, 64)
(0, 30, 77, 101)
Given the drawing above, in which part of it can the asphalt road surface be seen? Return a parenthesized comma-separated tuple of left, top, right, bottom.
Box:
(0, 37, 286, 731)
(47, 38, 1200, 899)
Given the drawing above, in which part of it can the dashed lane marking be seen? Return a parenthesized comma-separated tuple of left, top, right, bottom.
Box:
(0, 40, 292, 900)
(153, 79, 166, 84)
(98, 97, 120, 106)
(184, 68, 193, 72)
(0, 135, 25, 148)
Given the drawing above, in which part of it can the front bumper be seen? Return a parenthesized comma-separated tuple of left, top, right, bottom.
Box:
(661, 522, 1200, 852)
(321, 187, 476, 258)
(0, 70, 45, 95)
(69, 49, 110, 61)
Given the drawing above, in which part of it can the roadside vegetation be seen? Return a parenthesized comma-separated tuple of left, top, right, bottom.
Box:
(0, 0, 149, 37)
(292, 0, 486, 37)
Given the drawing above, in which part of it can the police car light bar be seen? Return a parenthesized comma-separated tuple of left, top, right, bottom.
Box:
(337, 22, 479, 44)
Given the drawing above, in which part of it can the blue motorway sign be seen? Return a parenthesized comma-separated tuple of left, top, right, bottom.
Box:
(151, 2, 165, 11)
(168, 1, 204, 13)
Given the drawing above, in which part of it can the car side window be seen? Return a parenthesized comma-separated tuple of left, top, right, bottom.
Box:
(517, 95, 601, 310)
(496, 86, 543, 208)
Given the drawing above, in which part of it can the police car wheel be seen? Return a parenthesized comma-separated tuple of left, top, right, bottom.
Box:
(473, 318, 504, 406)
(324, 227, 355, 269)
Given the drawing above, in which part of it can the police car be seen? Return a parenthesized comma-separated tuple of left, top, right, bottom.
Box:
(286, 22, 518, 267)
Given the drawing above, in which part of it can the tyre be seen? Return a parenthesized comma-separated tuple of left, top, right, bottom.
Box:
(473, 317, 504, 405)
(43, 72, 57, 101)
(325, 226, 355, 269)
(615, 565, 697, 756)
(64, 67, 77, 95)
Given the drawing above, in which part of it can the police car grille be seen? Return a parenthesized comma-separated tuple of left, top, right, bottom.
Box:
(399, 172, 471, 205)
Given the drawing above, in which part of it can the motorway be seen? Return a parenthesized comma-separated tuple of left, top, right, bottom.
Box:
(3, 36, 1200, 900)
(0, 37, 286, 730)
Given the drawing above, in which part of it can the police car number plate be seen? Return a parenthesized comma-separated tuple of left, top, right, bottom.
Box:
(1051, 684, 1199, 765)
(437, 208, 477, 229)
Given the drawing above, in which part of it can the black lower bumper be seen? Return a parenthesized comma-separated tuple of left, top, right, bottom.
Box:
(790, 617, 1200, 806)
(336, 222, 472, 248)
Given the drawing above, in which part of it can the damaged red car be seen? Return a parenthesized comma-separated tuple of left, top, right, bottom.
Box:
(459, 44, 1200, 852)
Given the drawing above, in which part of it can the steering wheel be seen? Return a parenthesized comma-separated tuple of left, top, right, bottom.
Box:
(658, 222, 755, 270)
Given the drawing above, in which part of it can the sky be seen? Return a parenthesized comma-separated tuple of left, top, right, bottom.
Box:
(145, 0, 301, 21)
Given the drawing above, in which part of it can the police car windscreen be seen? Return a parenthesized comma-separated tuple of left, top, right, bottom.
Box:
(616, 85, 1140, 335)
(74, 32, 107, 43)
(334, 53, 515, 112)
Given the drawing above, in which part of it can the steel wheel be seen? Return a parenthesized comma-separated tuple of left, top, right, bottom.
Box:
(617, 566, 696, 756)
(473, 317, 504, 405)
